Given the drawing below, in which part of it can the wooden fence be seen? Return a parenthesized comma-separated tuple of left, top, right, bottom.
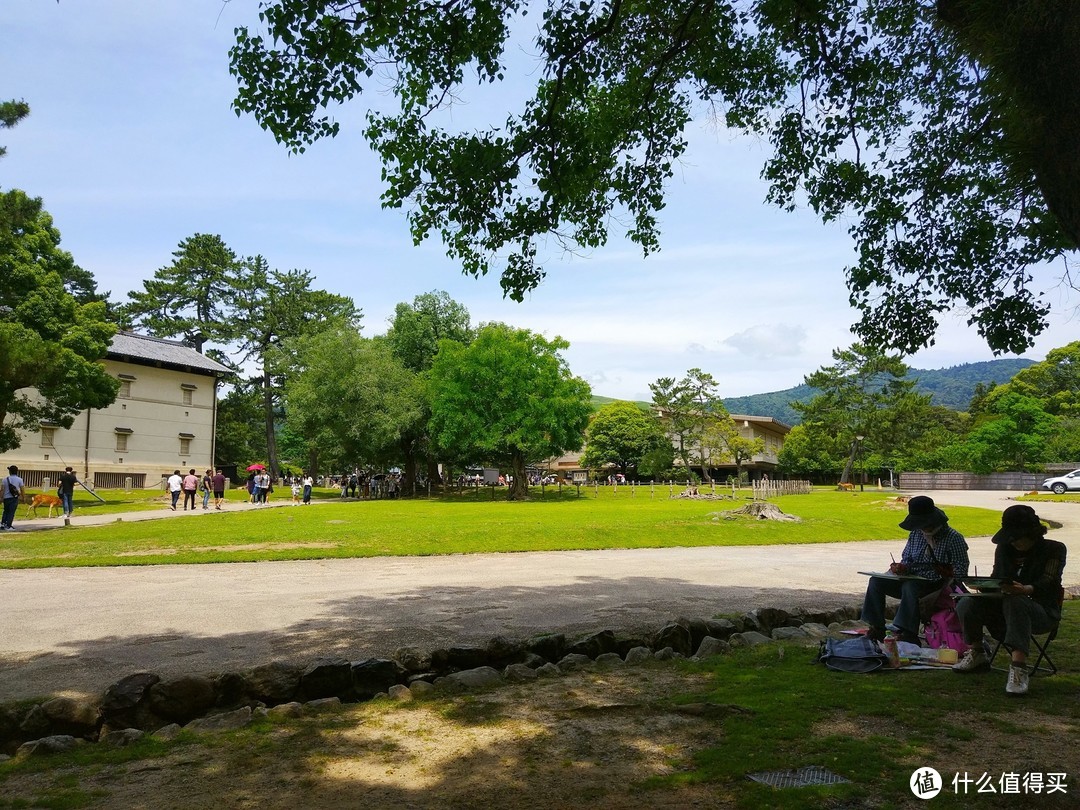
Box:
(898, 471, 1044, 491)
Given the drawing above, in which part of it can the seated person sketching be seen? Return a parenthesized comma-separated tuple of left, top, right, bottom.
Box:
(861, 496, 970, 644)
(953, 505, 1066, 696)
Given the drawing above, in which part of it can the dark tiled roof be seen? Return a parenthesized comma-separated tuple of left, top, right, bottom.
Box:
(108, 332, 232, 375)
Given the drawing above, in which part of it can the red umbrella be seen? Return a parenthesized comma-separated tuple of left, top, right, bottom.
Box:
(246, 463, 266, 471)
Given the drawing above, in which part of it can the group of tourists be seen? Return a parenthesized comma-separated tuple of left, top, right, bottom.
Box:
(167, 468, 227, 510)
(862, 496, 1066, 695)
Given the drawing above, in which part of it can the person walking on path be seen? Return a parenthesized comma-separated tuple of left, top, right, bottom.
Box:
(200, 469, 213, 510)
(58, 466, 78, 518)
(167, 470, 183, 511)
(302, 472, 313, 505)
(212, 469, 226, 510)
(182, 469, 199, 511)
(1, 465, 25, 530)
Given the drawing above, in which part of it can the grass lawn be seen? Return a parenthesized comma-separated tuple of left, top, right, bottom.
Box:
(0, 489, 1005, 569)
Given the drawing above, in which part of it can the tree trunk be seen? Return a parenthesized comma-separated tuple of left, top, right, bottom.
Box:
(306, 448, 319, 478)
(425, 456, 442, 491)
(840, 442, 857, 484)
(508, 449, 529, 500)
(261, 369, 279, 479)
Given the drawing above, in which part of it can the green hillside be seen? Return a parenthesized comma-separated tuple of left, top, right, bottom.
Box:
(592, 359, 1035, 424)
(720, 358, 1035, 424)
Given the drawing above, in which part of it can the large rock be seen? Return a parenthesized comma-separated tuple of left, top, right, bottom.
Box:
(440, 666, 502, 691)
(186, 707, 253, 733)
(556, 653, 593, 673)
(743, 608, 791, 635)
(705, 618, 739, 639)
(524, 633, 566, 663)
(771, 626, 810, 642)
(16, 735, 85, 758)
(148, 676, 217, 724)
(18, 705, 50, 738)
(100, 672, 161, 730)
(300, 658, 353, 701)
(213, 672, 249, 708)
(243, 662, 303, 706)
(728, 631, 773, 648)
(624, 646, 653, 665)
(694, 636, 731, 658)
(504, 663, 539, 683)
(445, 646, 489, 670)
(351, 658, 407, 700)
(40, 697, 100, 738)
(394, 647, 431, 673)
(485, 635, 523, 667)
(567, 630, 617, 659)
(650, 623, 692, 657)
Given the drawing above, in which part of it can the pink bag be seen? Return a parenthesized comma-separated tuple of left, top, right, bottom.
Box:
(924, 605, 969, 654)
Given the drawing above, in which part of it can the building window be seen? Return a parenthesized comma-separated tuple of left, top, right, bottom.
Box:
(40, 427, 55, 448)
(115, 427, 133, 453)
(181, 383, 197, 406)
(118, 374, 136, 398)
(179, 432, 195, 456)
(182, 388, 193, 406)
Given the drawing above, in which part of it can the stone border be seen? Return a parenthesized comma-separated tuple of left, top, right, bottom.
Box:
(0, 603, 864, 760)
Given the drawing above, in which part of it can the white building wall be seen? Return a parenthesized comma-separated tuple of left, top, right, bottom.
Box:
(2, 358, 219, 489)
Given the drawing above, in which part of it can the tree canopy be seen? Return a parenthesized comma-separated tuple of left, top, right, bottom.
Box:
(427, 323, 592, 499)
(581, 400, 667, 477)
(123, 235, 362, 474)
(0, 190, 118, 451)
(231, 1, 1079, 356)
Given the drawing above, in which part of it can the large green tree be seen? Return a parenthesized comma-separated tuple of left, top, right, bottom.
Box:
(385, 290, 474, 489)
(284, 328, 424, 475)
(229, 259, 362, 478)
(385, 290, 473, 373)
(231, 1, 1079, 356)
(124, 239, 362, 478)
(122, 233, 240, 353)
(649, 368, 720, 482)
(581, 400, 667, 478)
(793, 343, 933, 484)
(428, 323, 592, 500)
(963, 392, 1057, 472)
(0, 190, 118, 451)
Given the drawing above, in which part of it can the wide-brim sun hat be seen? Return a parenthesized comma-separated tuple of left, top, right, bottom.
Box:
(899, 495, 949, 531)
(992, 504, 1047, 544)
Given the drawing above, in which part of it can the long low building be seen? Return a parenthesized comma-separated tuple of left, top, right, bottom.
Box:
(1, 332, 232, 490)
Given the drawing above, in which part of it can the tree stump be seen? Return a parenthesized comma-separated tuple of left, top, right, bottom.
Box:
(723, 502, 800, 522)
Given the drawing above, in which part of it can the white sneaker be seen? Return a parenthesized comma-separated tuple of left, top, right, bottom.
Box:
(1006, 665, 1030, 696)
(952, 648, 989, 673)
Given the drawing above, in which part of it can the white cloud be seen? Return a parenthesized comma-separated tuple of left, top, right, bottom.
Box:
(722, 324, 809, 359)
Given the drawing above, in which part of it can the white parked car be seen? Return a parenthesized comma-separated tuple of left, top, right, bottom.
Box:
(1042, 469, 1080, 495)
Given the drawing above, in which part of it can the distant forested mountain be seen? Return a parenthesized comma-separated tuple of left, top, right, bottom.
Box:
(719, 358, 1035, 424)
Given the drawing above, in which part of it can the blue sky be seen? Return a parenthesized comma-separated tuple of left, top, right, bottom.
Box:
(4, 1, 1077, 401)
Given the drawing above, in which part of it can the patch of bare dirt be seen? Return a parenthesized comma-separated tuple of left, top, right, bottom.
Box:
(2, 667, 1078, 808)
(1, 666, 731, 809)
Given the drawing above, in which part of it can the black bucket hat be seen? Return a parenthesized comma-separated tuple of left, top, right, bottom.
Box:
(992, 504, 1047, 545)
(899, 496, 949, 531)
